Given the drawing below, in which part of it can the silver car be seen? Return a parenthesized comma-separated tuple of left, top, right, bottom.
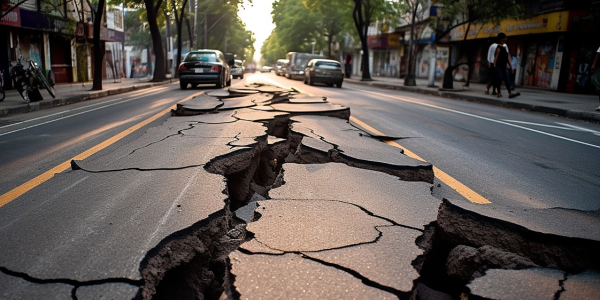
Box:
(231, 59, 244, 79)
(303, 59, 344, 88)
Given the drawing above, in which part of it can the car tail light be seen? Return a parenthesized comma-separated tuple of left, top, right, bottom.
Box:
(211, 66, 222, 71)
(178, 64, 187, 71)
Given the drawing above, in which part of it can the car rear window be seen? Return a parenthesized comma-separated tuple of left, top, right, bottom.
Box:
(315, 61, 341, 68)
(184, 52, 218, 62)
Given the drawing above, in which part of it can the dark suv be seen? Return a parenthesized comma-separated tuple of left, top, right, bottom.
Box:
(178, 50, 233, 89)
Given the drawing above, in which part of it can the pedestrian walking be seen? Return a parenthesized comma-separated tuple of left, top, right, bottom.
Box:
(344, 53, 352, 78)
(485, 40, 498, 95)
(590, 45, 600, 110)
(494, 33, 519, 98)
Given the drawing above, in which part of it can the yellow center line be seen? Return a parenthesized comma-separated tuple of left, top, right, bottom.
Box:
(0, 91, 204, 208)
(350, 116, 491, 204)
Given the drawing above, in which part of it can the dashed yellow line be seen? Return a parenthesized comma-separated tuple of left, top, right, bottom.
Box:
(350, 116, 491, 204)
(0, 91, 204, 208)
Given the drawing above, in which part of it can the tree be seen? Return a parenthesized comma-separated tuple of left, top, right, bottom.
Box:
(170, 0, 189, 77)
(303, 0, 354, 59)
(350, 0, 385, 80)
(142, 0, 168, 81)
(401, 0, 427, 86)
(195, 0, 254, 60)
(90, 0, 107, 90)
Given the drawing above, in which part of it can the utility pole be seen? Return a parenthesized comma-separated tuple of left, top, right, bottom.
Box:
(204, 14, 208, 49)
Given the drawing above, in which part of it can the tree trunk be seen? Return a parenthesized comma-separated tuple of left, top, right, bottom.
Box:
(173, 0, 188, 79)
(403, 5, 417, 86)
(91, 0, 106, 91)
(144, 0, 166, 81)
(352, 0, 371, 80)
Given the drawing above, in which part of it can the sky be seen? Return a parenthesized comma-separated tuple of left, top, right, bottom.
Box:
(237, 0, 277, 63)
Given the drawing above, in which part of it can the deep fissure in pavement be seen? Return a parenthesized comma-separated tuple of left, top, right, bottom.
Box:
(131, 90, 598, 299)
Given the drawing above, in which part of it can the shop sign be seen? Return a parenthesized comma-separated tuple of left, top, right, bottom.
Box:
(20, 8, 49, 29)
(449, 11, 571, 41)
(1, 7, 20, 27)
(368, 33, 401, 49)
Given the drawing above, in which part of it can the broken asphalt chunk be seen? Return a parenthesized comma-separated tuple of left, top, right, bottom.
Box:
(304, 226, 423, 293)
(437, 198, 600, 272)
(229, 251, 397, 299)
(291, 116, 434, 182)
(465, 268, 564, 300)
(270, 163, 439, 230)
(0, 271, 72, 300)
(247, 199, 391, 252)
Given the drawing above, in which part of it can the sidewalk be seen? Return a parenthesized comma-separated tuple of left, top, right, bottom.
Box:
(0, 77, 174, 117)
(345, 76, 600, 123)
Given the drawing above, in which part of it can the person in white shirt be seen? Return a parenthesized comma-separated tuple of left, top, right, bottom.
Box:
(590, 46, 600, 110)
(485, 42, 498, 95)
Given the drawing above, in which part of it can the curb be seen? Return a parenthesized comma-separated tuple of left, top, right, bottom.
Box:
(348, 79, 600, 123)
(0, 81, 174, 118)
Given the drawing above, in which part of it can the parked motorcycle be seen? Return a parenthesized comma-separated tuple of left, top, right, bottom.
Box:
(10, 57, 56, 103)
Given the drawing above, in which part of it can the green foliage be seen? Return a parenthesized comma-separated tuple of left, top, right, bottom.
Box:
(195, 0, 255, 61)
(261, 0, 358, 65)
(121, 0, 254, 61)
(124, 9, 153, 50)
(435, 0, 525, 40)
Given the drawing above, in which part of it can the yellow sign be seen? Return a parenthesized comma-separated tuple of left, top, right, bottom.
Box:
(449, 11, 570, 41)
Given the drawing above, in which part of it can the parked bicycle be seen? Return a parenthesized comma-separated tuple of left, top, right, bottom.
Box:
(10, 56, 56, 103)
(0, 70, 5, 101)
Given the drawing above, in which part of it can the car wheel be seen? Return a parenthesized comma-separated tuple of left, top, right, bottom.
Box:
(240, 74, 244, 79)
(226, 76, 231, 86)
(180, 81, 187, 89)
(336, 82, 343, 88)
(304, 75, 307, 84)
(216, 78, 223, 88)
(327, 83, 334, 87)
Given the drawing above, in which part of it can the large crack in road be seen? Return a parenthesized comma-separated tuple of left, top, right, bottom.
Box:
(1, 84, 598, 300)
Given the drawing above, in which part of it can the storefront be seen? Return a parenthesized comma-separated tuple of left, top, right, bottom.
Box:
(445, 10, 591, 91)
(367, 33, 402, 77)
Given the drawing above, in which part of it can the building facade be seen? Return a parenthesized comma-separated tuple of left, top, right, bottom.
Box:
(363, 0, 599, 95)
(0, 0, 124, 87)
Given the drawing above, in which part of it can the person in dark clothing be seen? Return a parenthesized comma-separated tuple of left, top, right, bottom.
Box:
(344, 53, 352, 78)
(494, 33, 518, 98)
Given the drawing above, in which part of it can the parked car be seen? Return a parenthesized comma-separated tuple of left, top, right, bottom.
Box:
(231, 59, 244, 79)
(260, 66, 273, 73)
(178, 50, 232, 89)
(275, 59, 288, 76)
(304, 59, 344, 88)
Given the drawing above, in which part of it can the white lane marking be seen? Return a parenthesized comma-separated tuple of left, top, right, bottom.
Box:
(556, 122, 600, 136)
(0, 87, 171, 137)
(345, 87, 600, 149)
(503, 120, 600, 136)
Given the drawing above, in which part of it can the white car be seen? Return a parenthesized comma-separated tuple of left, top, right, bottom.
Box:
(231, 60, 244, 79)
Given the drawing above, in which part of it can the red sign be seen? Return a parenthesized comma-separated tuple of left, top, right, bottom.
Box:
(0, 7, 21, 27)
